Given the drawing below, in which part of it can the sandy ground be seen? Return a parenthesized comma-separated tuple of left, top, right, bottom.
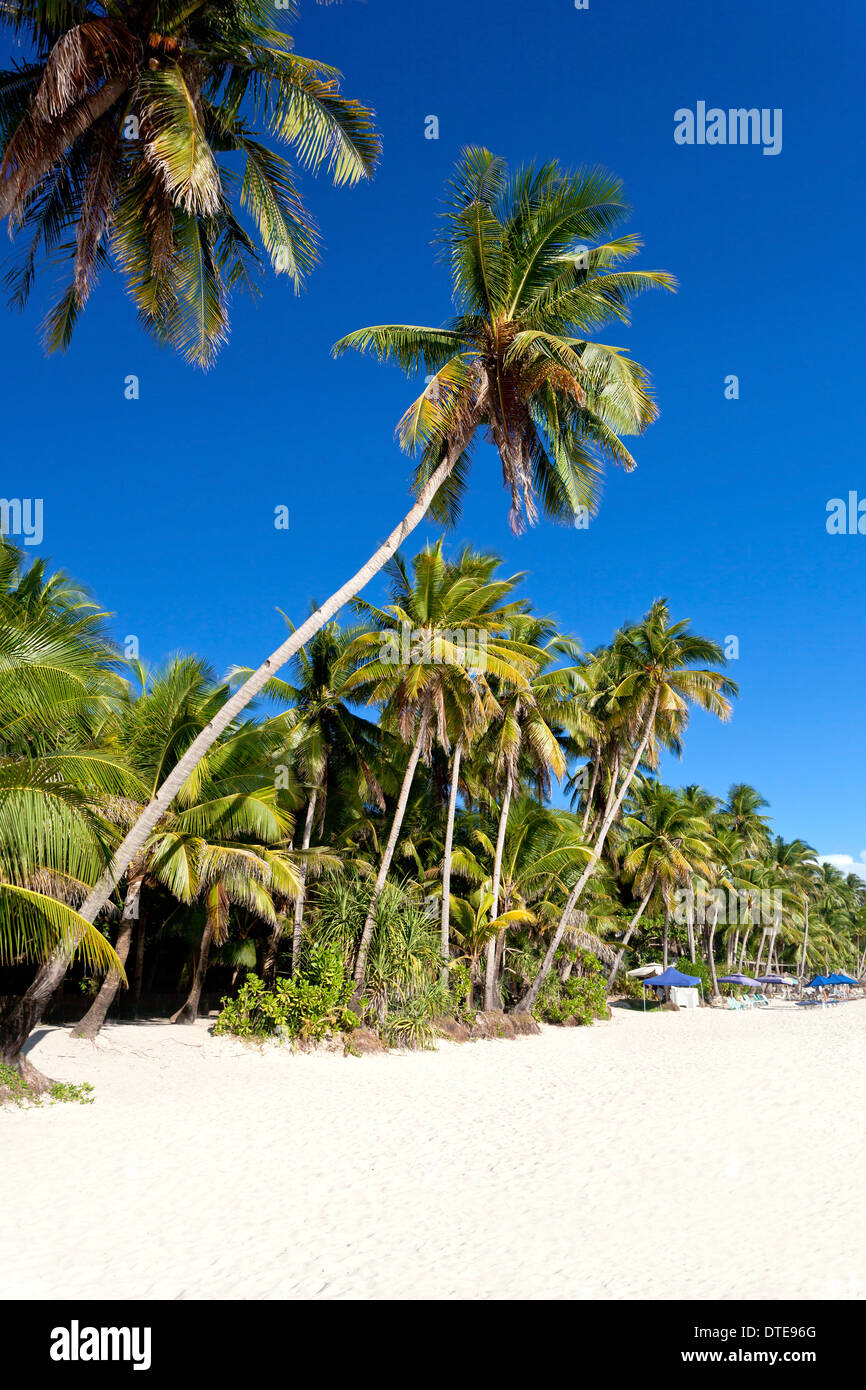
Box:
(2, 1002, 865, 1301)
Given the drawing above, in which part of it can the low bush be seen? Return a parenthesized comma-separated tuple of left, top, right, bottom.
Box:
(214, 946, 359, 1042)
(382, 983, 448, 1049)
(535, 952, 609, 1026)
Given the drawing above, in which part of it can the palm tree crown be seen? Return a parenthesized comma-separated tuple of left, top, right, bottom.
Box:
(334, 147, 675, 532)
(0, 0, 379, 363)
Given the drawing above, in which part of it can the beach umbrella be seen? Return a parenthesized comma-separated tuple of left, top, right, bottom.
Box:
(718, 973, 760, 987)
(755, 973, 785, 985)
(835, 973, 859, 985)
(805, 975, 830, 990)
(781, 976, 799, 986)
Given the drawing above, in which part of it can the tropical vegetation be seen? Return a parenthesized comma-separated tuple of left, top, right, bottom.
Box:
(3, 536, 862, 1090)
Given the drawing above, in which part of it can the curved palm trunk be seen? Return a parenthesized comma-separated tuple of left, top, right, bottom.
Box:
(799, 900, 809, 978)
(515, 688, 660, 1014)
(483, 772, 512, 1009)
(738, 929, 751, 972)
(170, 920, 215, 1025)
(587, 748, 620, 842)
(707, 903, 721, 994)
(1, 450, 461, 1063)
(662, 906, 671, 969)
(440, 738, 463, 981)
(607, 879, 656, 990)
(352, 700, 431, 1001)
(0, 953, 69, 1085)
(71, 865, 145, 1040)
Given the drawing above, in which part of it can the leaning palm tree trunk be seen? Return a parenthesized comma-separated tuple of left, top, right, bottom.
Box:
(580, 754, 600, 836)
(607, 879, 656, 990)
(706, 903, 721, 994)
(352, 700, 431, 1000)
(0, 452, 460, 1062)
(440, 738, 463, 980)
(71, 864, 145, 1041)
(516, 689, 661, 1014)
(483, 773, 512, 1009)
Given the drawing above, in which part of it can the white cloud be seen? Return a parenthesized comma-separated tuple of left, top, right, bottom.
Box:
(818, 852, 866, 882)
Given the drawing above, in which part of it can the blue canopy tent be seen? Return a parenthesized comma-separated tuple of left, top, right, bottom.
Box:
(835, 973, 859, 986)
(642, 966, 702, 1011)
(644, 967, 701, 988)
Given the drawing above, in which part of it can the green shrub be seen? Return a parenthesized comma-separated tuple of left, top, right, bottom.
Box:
(535, 952, 609, 1026)
(444, 960, 476, 1021)
(614, 972, 644, 1000)
(47, 1081, 95, 1105)
(382, 982, 449, 1049)
(214, 946, 359, 1042)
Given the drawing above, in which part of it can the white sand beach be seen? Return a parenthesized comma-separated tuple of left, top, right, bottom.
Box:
(3, 1003, 865, 1301)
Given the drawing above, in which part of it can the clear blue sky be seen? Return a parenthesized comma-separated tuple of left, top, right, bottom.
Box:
(2, 0, 864, 867)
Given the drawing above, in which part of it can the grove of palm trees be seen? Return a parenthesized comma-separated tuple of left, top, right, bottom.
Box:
(3, 532, 862, 1087)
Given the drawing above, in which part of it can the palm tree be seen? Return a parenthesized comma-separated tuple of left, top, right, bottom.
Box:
(231, 617, 385, 980)
(6, 149, 671, 1062)
(448, 887, 535, 1002)
(679, 784, 719, 960)
(720, 785, 772, 855)
(334, 148, 673, 534)
(516, 600, 736, 1012)
(757, 837, 816, 976)
(477, 619, 596, 1006)
(339, 542, 534, 998)
(0, 543, 137, 1082)
(453, 797, 593, 1007)
(0, 0, 378, 363)
(71, 656, 307, 1036)
(607, 785, 716, 988)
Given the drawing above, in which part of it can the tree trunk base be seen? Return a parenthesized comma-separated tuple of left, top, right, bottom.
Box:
(0, 1051, 54, 1101)
(70, 1015, 103, 1042)
(169, 1001, 198, 1025)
